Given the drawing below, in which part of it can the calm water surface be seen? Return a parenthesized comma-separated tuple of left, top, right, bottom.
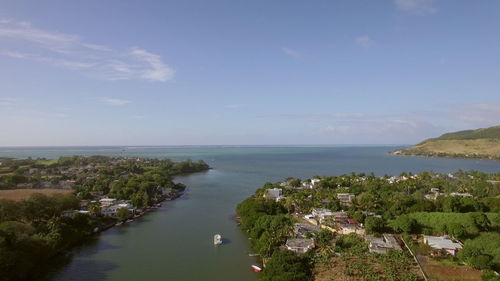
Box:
(1, 146, 499, 281)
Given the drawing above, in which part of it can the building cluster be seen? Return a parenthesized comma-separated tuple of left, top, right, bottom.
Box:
(266, 176, 473, 259)
(423, 188, 473, 201)
(98, 198, 136, 217)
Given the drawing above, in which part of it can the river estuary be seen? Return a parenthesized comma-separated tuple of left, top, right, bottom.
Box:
(0, 146, 498, 281)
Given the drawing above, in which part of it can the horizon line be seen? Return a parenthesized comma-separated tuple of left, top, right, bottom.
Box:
(0, 144, 410, 149)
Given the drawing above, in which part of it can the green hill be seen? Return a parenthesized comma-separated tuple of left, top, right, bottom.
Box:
(392, 126, 500, 159)
(425, 125, 500, 141)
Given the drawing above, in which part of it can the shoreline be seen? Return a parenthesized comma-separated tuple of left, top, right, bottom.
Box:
(390, 151, 500, 161)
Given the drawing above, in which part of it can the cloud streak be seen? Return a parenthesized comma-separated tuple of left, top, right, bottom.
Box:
(355, 36, 375, 48)
(394, 0, 437, 15)
(0, 19, 174, 82)
(99, 97, 132, 106)
(282, 47, 301, 58)
(260, 102, 500, 143)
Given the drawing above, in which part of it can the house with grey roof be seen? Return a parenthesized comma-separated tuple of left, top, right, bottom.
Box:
(365, 234, 402, 254)
(294, 223, 321, 238)
(337, 193, 355, 205)
(423, 235, 462, 256)
(285, 238, 315, 253)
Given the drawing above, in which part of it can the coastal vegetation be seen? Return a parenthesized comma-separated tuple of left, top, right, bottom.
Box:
(0, 156, 209, 281)
(392, 125, 500, 159)
(237, 170, 500, 281)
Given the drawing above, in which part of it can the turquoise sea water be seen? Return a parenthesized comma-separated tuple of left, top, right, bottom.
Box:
(1, 146, 499, 281)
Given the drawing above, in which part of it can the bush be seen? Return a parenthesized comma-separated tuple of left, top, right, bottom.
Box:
(365, 216, 386, 234)
(391, 216, 418, 233)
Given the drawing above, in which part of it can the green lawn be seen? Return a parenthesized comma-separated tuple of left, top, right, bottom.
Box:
(35, 159, 59, 166)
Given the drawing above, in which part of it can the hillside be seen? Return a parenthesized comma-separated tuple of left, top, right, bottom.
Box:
(392, 126, 500, 159)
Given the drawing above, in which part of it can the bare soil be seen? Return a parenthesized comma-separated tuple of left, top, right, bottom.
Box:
(0, 189, 72, 201)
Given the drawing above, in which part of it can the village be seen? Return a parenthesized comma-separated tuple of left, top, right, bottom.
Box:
(238, 171, 500, 281)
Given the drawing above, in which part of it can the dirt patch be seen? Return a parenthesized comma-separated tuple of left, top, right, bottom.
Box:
(315, 257, 358, 281)
(419, 256, 482, 281)
(0, 189, 73, 201)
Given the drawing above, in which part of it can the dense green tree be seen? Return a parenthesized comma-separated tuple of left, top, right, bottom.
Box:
(391, 216, 418, 233)
(116, 208, 130, 221)
(260, 250, 313, 281)
(364, 216, 386, 235)
(468, 212, 491, 231)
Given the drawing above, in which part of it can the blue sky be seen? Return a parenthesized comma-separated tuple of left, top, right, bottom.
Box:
(0, 0, 499, 146)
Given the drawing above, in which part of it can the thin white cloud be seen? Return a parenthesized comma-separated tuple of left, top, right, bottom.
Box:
(355, 36, 375, 48)
(0, 19, 175, 82)
(224, 104, 246, 109)
(130, 48, 175, 82)
(99, 97, 131, 106)
(0, 98, 17, 106)
(282, 47, 301, 58)
(395, 0, 437, 15)
(262, 102, 500, 143)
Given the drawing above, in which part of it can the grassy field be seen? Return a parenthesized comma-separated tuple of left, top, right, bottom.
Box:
(0, 189, 72, 201)
(391, 212, 500, 233)
(35, 159, 59, 165)
(394, 139, 500, 159)
(314, 255, 424, 281)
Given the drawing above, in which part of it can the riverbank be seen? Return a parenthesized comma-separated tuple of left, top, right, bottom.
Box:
(0, 156, 210, 281)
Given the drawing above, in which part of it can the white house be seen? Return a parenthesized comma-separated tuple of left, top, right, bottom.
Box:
(423, 235, 462, 256)
(99, 198, 117, 206)
(311, 208, 333, 221)
(311, 178, 321, 186)
(450, 192, 473, 198)
(264, 188, 284, 201)
(337, 193, 356, 205)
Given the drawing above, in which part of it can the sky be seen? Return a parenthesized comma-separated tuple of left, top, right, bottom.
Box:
(0, 0, 499, 146)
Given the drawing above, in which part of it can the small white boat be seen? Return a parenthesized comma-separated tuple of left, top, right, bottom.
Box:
(115, 222, 123, 226)
(214, 234, 223, 245)
(126, 219, 134, 223)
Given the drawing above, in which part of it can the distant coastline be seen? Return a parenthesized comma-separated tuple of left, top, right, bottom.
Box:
(391, 126, 500, 160)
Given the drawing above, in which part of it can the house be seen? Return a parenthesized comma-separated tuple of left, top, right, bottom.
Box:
(294, 223, 321, 238)
(62, 210, 77, 217)
(337, 193, 355, 205)
(59, 180, 76, 189)
(16, 183, 33, 189)
(450, 192, 473, 198)
(99, 198, 117, 206)
(339, 218, 365, 235)
(365, 234, 402, 254)
(39, 181, 54, 188)
(311, 178, 321, 186)
(90, 191, 104, 198)
(312, 208, 333, 218)
(424, 188, 441, 200)
(264, 188, 284, 201)
(423, 235, 462, 256)
(101, 205, 121, 217)
(285, 238, 315, 253)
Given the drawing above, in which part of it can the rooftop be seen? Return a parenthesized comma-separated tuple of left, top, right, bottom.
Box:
(423, 235, 462, 250)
